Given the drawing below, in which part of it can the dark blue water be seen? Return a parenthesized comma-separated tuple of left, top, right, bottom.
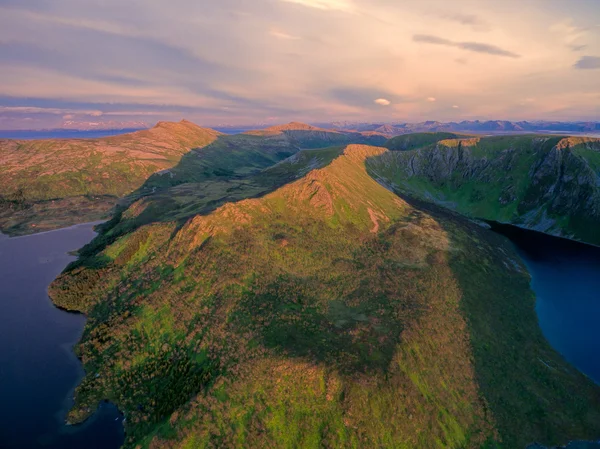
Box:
(0, 223, 124, 449)
(0, 129, 143, 140)
(491, 223, 600, 385)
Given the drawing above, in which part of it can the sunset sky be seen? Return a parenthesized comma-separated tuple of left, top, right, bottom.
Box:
(0, 0, 599, 129)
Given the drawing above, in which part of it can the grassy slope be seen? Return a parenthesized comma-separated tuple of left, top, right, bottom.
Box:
(71, 147, 346, 263)
(368, 135, 600, 245)
(0, 120, 221, 235)
(384, 132, 461, 151)
(0, 120, 221, 201)
(246, 122, 388, 148)
(50, 145, 600, 449)
(0, 122, 384, 236)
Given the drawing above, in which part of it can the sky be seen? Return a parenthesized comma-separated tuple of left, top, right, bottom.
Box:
(0, 0, 599, 129)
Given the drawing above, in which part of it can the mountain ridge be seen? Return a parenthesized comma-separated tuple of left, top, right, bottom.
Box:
(322, 120, 600, 137)
(0, 120, 221, 234)
(49, 141, 600, 448)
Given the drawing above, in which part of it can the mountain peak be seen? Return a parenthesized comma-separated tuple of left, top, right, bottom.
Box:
(150, 119, 221, 136)
(153, 119, 197, 129)
(244, 121, 337, 137)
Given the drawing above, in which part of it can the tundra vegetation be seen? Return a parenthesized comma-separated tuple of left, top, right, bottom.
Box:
(0, 121, 383, 235)
(41, 124, 600, 448)
(370, 133, 600, 246)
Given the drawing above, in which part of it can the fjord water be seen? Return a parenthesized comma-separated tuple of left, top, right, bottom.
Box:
(492, 223, 600, 385)
(0, 224, 123, 449)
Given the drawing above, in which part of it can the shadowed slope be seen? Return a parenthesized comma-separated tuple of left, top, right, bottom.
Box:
(49, 144, 600, 448)
(384, 132, 461, 151)
(70, 146, 346, 266)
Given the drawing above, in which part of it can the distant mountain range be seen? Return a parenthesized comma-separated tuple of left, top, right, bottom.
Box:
(6, 120, 599, 137)
(317, 120, 600, 137)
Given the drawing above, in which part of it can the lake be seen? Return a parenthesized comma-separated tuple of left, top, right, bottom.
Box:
(491, 223, 600, 385)
(0, 223, 124, 449)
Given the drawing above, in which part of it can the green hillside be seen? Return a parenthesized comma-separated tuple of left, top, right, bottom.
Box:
(0, 121, 386, 236)
(49, 144, 600, 449)
(246, 122, 388, 148)
(368, 135, 600, 245)
(0, 120, 222, 235)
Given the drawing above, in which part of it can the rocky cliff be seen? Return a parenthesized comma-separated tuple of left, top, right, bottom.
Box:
(367, 135, 600, 245)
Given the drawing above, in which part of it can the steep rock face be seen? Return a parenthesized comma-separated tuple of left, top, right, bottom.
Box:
(524, 143, 600, 217)
(368, 136, 600, 245)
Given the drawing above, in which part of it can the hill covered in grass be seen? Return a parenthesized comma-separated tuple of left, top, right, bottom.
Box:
(0, 120, 221, 202)
(50, 143, 600, 449)
(0, 121, 390, 235)
(0, 120, 222, 234)
(368, 134, 600, 246)
(245, 121, 388, 148)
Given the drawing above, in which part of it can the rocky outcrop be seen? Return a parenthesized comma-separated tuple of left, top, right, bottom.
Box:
(368, 136, 600, 245)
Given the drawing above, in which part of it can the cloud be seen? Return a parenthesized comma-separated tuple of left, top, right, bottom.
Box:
(414, 35, 453, 46)
(427, 97, 436, 102)
(440, 13, 489, 32)
(269, 29, 301, 40)
(0, 106, 64, 115)
(278, 0, 355, 13)
(0, 105, 104, 116)
(328, 87, 405, 109)
(452, 105, 459, 109)
(0, 1, 599, 126)
(551, 19, 589, 51)
(574, 56, 600, 70)
(413, 34, 521, 58)
(103, 110, 168, 116)
(62, 114, 74, 119)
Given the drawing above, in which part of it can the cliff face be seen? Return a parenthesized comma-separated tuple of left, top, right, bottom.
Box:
(367, 136, 600, 245)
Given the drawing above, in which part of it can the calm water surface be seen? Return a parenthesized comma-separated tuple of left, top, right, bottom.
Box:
(491, 223, 600, 384)
(0, 223, 124, 449)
